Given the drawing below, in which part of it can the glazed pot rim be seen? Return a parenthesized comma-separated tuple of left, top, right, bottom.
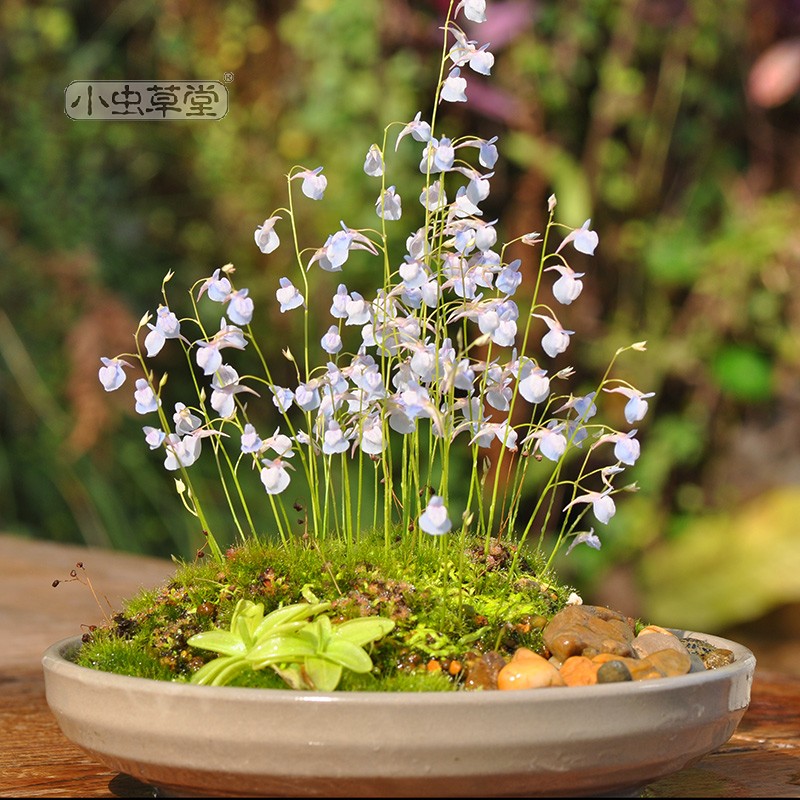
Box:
(43, 630, 757, 704)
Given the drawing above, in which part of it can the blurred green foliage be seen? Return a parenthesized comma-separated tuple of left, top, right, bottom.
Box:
(1, 0, 799, 630)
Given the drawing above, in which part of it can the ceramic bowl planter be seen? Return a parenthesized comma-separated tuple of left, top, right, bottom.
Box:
(43, 631, 755, 798)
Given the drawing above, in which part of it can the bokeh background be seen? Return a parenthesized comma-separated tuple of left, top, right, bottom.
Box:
(2, 0, 799, 659)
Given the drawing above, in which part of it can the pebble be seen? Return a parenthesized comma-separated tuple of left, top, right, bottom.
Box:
(596, 660, 633, 683)
(559, 655, 598, 686)
(632, 630, 691, 660)
(463, 606, 737, 691)
(681, 637, 735, 669)
(497, 648, 565, 690)
(542, 605, 636, 661)
(462, 650, 507, 691)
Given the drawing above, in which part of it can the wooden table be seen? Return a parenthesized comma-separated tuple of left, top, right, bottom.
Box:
(2, 533, 799, 798)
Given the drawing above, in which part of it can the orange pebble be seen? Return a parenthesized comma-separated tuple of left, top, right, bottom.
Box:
(498, 649, 565, 690)
(426, 659, 441, 673)
(448, 660, 462, 676)
(559, 655, 598, 686)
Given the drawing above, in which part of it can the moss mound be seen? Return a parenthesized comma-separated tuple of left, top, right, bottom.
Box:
(77, 531, 574, 691)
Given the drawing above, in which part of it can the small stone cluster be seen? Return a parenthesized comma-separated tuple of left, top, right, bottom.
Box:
(461, 605, 734, 690)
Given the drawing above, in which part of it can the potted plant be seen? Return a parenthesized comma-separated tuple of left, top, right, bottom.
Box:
(43, 0, 755, 796)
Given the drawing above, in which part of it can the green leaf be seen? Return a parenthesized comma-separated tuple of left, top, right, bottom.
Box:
(247, 632, 318, 666)
(253, 601, 330, 639)
(190, 655, 249, 686)
(334, 616, 395, 647)
(303, 657, 343, 691)
(187, 630, 247, 657)
(322, 639, 374, 673)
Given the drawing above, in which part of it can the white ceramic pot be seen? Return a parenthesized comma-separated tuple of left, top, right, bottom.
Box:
(42, 631, 755, 798)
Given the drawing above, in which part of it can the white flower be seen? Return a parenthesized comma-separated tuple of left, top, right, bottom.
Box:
(363, 144, 384, 177)
(260, 458, 291, 495)
(419, 496, 452, 536)
(276, 277, 304, 312)
(557, 219, 599, 256)
(254, 215, 281, 254)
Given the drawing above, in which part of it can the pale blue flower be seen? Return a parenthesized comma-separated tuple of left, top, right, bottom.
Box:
(614, 431, 640, 465)
(419, 496, 452, 536)
(420, 279, 440, 308)
(143, 426, 165, 450)
(596, 430, 641, 466)
(294, 382, 321, 411)
(433, 137, 455, 171)
(330, 284, 349, 319)
(262, 428, 294, 459)
(479, 146, 499, 178)
(496, 259, 522, 296)
(395, 112, 432, 151)
(546, 264, 585, 305)
(449, 30, 494, 75)
(572, 392, 598, 421)
(358, 413, 385, 455)
(98, 357, 132, 391)
(173, 402, 201, 435)
(441, 68, 468, 103)
(470, 420, 518, 451)
(469, 44, 494, 76)
(516, 358, 550, 404)
(226, 289, 254, 326)
(345, 292, 371, 326)
(163, 432, 201, 471)
(363, 144, 384, 177)
(197, 268, 231, 302)
(399, 257, 429, 290)
(144, 305, 184, 357)
(419, 181, 447, 211)
(134, 378, 160, 415)
(270, 385, 294, 414)
(557, 219, 599, 256)
(322, 420, 349, 455)
(260, 458, 291, 494)
(376, 186, 402, 220)
(240, 423, 263, 454)
(292, 166, 327, 200)
(533, 313, 574, 357)
(456, 0, 487, 24)
(565, 489, 616, 524)
(276, 277, 304, 312)
(195, 319, 247, 376)
(486, 374, 512, 411)
(565, 529, 601, 556)
(603, 386, 655, 424)
(525, 423, 567, 462)
(210, 365, 258, 418)
(406, 227, 430, 260)
(474, 221, 497, 252)
(254, 215, 281, 254)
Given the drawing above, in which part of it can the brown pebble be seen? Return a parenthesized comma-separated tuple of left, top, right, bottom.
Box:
(543, 605, 636, 661)
(463, 650, 507, 691)
(646, 648, 692, 678)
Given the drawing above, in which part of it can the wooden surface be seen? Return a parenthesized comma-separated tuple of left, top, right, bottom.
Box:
(1, 532, 800, 798)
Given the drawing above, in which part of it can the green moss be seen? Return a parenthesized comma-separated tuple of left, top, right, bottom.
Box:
(76, 531, 574, 691)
